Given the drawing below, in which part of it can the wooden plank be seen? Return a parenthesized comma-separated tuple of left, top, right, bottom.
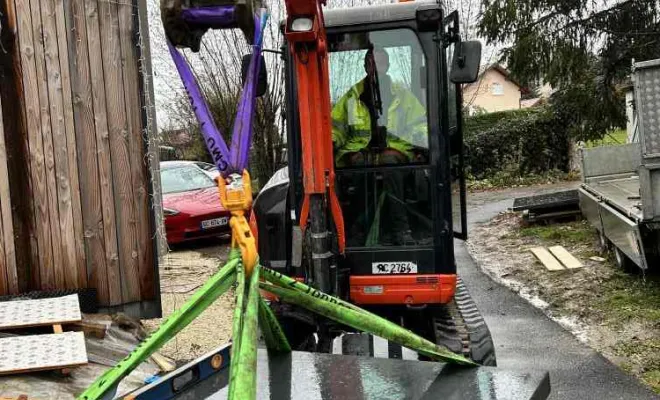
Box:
(31, 0, 66, 289)
(118, 0, 154, 300)
(1, 0, 40, 293)
(30, 0, 64, 289)
(0, 5, 20, 296)
(530, 247, 565, 271)
(54, 0, 87, 287)
(0, 189, 8, 295)
(151, 352, 176, 373)
(0, 96, 16, 295)
(14, 0, 55, 290)
(98, 0, 141, 303)
(0, 117, 18, 295)
(39, 0, 79, 290)
(66, 0, 107, 301)
(0, 96, 9, 295)
(0, 294, 81, 329)
(85, 0, 121, 306)
(0, 332, 87, 375)
(549, 246, 583, 270)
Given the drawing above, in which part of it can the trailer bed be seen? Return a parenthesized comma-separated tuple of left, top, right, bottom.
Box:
(583, 176, 643, 221)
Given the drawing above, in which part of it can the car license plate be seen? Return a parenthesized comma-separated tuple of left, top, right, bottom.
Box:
(201, 217, 228, 230)
(372, 262, 418, 274)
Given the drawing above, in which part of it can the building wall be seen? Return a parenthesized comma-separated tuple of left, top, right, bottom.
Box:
(463, 69, 522, 113)
(0, 0, 162, 317)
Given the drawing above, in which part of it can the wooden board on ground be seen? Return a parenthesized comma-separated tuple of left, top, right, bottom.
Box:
(549, 246, 583, 270)
(0, 332, 87, 374)
(530, 247, 565, 271)
(0, 295, 81, 329)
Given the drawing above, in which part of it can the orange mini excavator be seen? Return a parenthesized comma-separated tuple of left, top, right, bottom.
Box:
(251, 0, 495, 364)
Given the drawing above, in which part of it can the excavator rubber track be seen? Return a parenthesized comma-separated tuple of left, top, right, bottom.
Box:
(433, 277, 497, 366)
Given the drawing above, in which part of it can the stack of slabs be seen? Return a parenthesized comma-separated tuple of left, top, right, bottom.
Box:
(0, 295, 88, 375)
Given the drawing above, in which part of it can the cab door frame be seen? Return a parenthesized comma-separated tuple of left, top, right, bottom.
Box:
(442, 10, 468, 240)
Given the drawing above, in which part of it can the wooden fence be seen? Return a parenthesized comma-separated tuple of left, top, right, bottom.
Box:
(0, 0, 162, 317)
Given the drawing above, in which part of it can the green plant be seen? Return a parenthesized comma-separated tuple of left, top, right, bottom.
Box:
(464, 106, 570, 180)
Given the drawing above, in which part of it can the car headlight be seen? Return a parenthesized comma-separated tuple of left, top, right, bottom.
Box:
(290, 17, 313, 32)
(163, 208, 180, 216)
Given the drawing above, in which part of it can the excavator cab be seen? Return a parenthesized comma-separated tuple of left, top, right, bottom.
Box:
(255, 1, 494, 364)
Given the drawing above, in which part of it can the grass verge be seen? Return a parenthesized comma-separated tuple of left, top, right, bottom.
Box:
(467, 169, 580, 191)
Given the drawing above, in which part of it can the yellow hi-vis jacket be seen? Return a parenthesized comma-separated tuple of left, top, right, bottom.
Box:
(331, 79, 428, 165)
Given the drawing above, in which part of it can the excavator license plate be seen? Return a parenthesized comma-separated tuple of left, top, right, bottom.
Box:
(372, 261, 418, 274)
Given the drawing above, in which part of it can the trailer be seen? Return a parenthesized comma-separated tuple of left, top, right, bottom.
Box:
(579, 59, 660, 270)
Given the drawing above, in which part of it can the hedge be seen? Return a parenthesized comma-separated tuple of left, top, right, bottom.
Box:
(463, 107, 570, 179)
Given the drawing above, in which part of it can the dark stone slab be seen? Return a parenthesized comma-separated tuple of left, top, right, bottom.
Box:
(131, 345, 550, 400)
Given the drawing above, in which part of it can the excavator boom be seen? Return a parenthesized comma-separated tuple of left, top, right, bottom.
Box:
(283, 0, 346, 255)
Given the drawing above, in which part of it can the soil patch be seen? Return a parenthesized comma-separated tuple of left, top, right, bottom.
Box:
(468, 212, 660, 393)
(143, 239, 234, 364)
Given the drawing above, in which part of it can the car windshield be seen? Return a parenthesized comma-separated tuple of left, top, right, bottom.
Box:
(161, 165, 216, 194)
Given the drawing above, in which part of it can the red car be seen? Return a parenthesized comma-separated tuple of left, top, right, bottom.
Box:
(161, 161, 231, 245)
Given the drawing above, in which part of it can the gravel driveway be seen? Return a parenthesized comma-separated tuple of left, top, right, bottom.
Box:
(143, 239, 235, 363)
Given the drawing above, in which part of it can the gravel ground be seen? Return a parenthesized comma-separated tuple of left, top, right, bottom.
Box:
(143, 238, 235, 363)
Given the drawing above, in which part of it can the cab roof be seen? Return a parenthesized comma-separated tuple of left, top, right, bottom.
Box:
(323, 1, 442, 29)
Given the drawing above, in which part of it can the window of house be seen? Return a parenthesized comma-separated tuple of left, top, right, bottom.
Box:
(491, 82, 504, 96)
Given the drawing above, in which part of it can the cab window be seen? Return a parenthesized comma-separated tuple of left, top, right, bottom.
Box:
(328, 29, 428, 168)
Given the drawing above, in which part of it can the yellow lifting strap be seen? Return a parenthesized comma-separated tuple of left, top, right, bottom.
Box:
(217, 170, 258, 277)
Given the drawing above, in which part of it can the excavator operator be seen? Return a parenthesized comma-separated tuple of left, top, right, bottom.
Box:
(331, 46, 428, 167)
(331, 46, 428, 245)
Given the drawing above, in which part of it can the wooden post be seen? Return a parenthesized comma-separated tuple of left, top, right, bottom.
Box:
(118, 0, 154, 301)
(98, 0, 141, 303)
(136, 0, 164, 305)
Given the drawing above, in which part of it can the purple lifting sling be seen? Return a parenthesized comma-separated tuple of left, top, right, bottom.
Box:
(168, 6, 268, 175)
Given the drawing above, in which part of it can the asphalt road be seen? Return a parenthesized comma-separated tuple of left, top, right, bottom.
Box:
(460, 185, 658, 400)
